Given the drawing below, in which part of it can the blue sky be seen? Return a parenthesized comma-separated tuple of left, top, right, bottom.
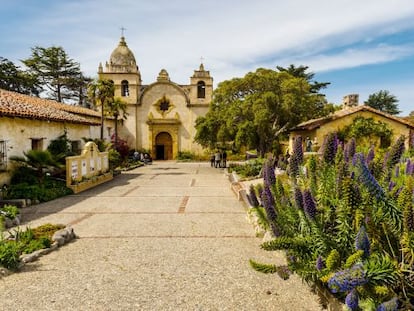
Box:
(1, 0, 413, 115)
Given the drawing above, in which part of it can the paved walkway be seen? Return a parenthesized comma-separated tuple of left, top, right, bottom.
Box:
(0, 162, 322, 311)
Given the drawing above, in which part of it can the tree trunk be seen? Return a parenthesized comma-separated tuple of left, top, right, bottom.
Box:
(100, 99, 104, 140)
(114, 114, 118, 147)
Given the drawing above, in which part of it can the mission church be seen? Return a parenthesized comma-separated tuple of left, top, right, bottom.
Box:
(98, 36, 213, 160)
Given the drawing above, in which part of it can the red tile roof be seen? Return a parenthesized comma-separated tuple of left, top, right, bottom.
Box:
(0, 89, 101, 125)
(292, 105, 414, 131)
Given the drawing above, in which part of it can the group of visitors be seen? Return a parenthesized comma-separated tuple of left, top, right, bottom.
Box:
(210, 150, 227, 168)
(133, 150, 152, 164)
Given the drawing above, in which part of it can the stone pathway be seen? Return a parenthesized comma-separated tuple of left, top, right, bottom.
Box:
(0, 162, 322, 310)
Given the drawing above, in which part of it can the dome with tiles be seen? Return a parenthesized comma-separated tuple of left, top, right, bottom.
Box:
(109, 36, 137, 70)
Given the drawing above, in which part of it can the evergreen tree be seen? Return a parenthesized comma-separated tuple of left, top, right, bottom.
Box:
(364, 90, 400, 115)
(22, 46, 83, 103)
(276, 64, 330, 93)
(0, 57, 40, 95)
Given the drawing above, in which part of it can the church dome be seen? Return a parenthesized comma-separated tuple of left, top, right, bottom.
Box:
(108, 36, 138, 72)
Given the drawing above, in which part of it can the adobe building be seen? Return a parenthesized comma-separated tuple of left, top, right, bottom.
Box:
(289, 94, 414, 152)
(0, 89, 113, 185)
(98, 36, 213, 160)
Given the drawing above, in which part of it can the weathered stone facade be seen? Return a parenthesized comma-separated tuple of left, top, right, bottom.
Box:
(98, 36, 213, 159)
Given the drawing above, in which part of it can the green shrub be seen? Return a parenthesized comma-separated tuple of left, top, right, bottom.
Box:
(228, 159, 264, 178)
(0, 216, 4, 232)
(0, 224, 63, 270)
(108, 148, 121, 170)
(0, 205, 19, 219)
(10, 166, 38, 185)
(5, 179, 73, 202)
(0, 242, 21, 270)
(177, 151, 195, 161)
(21, 237, 51, 254)
(47, 130, 73, 163)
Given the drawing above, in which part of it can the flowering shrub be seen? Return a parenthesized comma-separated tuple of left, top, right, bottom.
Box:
(250, 134, 414, 310)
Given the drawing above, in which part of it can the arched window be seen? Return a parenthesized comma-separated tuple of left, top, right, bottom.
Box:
(121, 80, 129, 97)
(197, 81, 205, 98)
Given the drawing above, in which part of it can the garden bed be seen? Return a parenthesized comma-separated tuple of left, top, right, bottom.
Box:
(241, 134, 414, 310)
(0, 224, 76, 278)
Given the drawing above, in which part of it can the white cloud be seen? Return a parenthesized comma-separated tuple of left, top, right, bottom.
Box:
(1, 0, 414, 99)
(286, 44, 414, 72)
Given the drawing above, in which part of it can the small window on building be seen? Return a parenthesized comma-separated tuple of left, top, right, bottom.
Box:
(0, 140, 7, 171)
(31, 138, 44, 151)
(121, 80, 129, 97)
(71, 140, 82, 155)
(197, 81, 206, 98)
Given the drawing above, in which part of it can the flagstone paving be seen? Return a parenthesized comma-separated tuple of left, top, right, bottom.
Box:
(0, 162, 322, 310)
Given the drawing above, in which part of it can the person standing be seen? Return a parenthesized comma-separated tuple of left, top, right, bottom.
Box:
(210, 152, 215, 167)
(215, 151, 221, 168)
(305, 137, 313, 152)
(222, 150, 227, 168)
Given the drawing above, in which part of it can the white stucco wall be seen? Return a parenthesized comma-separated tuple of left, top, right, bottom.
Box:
(0, 116, 105, 185)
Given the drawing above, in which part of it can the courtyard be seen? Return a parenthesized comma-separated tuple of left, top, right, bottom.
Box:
(0, 161, 321, 310)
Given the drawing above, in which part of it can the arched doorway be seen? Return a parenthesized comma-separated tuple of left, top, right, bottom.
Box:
(155, 132, 173, 160)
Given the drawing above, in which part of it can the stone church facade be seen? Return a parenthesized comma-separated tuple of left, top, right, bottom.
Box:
(98, 36, 213, 160)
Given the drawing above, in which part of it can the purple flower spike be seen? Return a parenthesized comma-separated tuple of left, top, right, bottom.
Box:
(366, 146, 375, 164)
(328, 264, 367, 293)
(357, 154, 385, 200)
(294, 136, 303, 164)
(261, 185, 276, 222)
(345, 289, 359, 311)
(407, 161, 414, 175)
(395, 165, 400, 177)
(386, 135, 405, 168)
(388, 181, 396, 192)
(322, 132, 338, 164)
(355, 225, 370, 258)
(345, 138, 356, 162)
(376, 297, 398, 311)
(405, 159, 411, 174)
(316, 256, 325, 271)
(289, 136, 303, 177)
(294, 187, 304, 210)
(263, 159, 276, 187)
(302, 189, 317, 219)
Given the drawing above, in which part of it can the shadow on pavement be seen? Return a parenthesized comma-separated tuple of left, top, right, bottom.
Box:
(19, 172, 143, 225)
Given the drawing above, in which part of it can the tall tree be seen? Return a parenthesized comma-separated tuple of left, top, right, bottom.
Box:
(364, 90, 400, 115)
(88, 78, 115, 139)
(107, 97, 128, 146)
(0, 57, 40, 95)
(22, 46, 82, 102)
(276, 64, 330, 93)
(70, 73, 93, 107)
(195, 68, 329, 156)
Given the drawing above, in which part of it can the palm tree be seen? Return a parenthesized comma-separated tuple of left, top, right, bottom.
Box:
(10, 150, 60, 184)
(87, 78, 115, 139)
(107, 97, 128, 146)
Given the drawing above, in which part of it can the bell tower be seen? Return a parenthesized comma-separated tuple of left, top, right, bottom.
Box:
(189, 62, 213, 105)
(98, 36, 142, 105)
